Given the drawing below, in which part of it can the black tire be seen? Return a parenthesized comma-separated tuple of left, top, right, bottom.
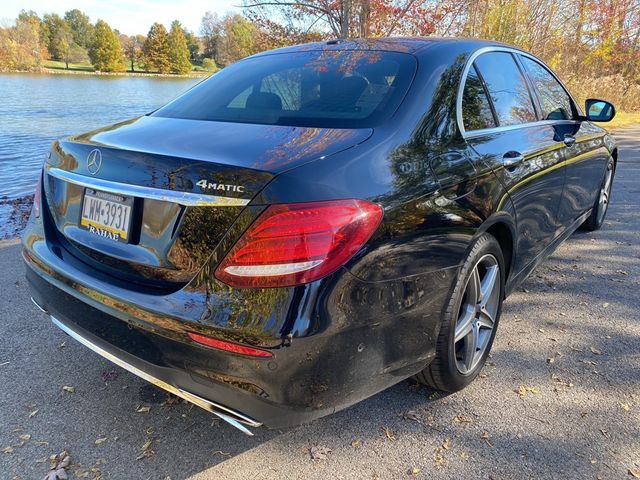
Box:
(414, 233, 505, 392)
(581, 158, 615, 231)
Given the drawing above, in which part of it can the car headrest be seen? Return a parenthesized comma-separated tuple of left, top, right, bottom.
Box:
(246, 92, 283, 110)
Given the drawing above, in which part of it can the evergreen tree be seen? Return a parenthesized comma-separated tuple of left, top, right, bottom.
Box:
(89, 20, 125, 72)
(143, 23, 170, 73)
(168, 21, 192, 74)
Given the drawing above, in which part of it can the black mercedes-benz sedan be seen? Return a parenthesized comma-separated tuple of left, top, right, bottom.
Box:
(23, 38, 617, 434)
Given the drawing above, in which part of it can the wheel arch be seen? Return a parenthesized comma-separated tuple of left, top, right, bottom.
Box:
(476, 214, 517, 290)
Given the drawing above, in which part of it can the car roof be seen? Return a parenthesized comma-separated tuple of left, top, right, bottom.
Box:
(250, 37, 510, 58)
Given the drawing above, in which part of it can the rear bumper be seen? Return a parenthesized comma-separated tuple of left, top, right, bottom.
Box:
(25, 263, 342, 430)
(23, 204, 458, 431)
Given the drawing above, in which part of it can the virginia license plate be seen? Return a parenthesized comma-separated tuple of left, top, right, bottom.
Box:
(80, 188, 133, 243)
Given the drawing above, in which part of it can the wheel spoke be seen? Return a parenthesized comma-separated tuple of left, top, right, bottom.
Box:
(455, 305, 475, 343)
(468, 266, 481, 305)
(463, 323, 479, 372)
(479, 265, 498, 307)
(478, 307, 494, 329)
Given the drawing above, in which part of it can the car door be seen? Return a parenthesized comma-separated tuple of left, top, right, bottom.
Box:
(518, 54, 610, 228)
(460, 50, 567, 276)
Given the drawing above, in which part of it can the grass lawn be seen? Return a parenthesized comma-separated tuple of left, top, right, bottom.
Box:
(43, 59, 206, 75)
(601, 111, 640, 131)
(44, 59, 94, 72)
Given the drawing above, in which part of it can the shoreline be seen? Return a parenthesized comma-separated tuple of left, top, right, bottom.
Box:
(2, 68, 211, 79)
(0, 195, 33, 241)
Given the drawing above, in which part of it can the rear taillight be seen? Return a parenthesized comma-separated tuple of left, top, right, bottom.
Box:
(32, 173, 42, 218)
(215, 199, 383, 288)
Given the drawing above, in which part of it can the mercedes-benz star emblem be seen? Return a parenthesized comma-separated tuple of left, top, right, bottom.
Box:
(86, 149, 102, 175)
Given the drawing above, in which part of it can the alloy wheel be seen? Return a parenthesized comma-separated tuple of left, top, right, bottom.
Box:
(454, 254, 501, 375)
(597, 164, 613, 225)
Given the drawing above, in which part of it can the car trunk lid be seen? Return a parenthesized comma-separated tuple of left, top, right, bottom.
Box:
(43, 116, 372, 289)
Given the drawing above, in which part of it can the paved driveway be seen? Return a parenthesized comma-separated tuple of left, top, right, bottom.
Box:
(1, 127, 639, 480)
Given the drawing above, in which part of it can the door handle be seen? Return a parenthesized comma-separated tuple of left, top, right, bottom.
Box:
(563, 134, 576, 147)
(502, 151, 524, 168)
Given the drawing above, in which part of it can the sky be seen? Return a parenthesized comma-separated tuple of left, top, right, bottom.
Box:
(1, 0, 240, 35)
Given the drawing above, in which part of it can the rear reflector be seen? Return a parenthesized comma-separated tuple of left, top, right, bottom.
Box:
(188, 332, 273, 357)
(215, 199, 383, 288)
(32, 173, 42, 218)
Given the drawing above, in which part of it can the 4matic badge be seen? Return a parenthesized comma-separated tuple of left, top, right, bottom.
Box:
(196, 179, 245, 193)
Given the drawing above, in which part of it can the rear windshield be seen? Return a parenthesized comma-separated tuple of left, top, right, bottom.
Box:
(152, 50, 417, 128)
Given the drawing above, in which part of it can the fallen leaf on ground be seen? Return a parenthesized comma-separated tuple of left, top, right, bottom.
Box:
(136, 439, 155, 460)
(101, 370, 119, 382)
(515, 385, 540, 397)
(401, 410, 421, 422)
(408, 466, 421, 476)
(602, 303, 609, 308)
(481, 431, 494, 448)
(19, 434, 31, 442)
(350, 439, 361, 447)
(42, 451, 70, 480)
(212, 450, 231, 457)
(95, 437, 107, 445)
(62, 386, 75, 394)
(309, 445, 331, 460)
(434, 447, 446, 468)
(383, 426, 396, 441)
(136, 405, 151, 414)
(621, 403, 631, 411)
(590, 347, 603, 355)
(29, 409, 39, 418)
(442, 439, 451, 450)
(453, 415, 473, 424)
(3, 446, 14, 454)
(162, 394, 181, 406)
(629, 468, 640, 478)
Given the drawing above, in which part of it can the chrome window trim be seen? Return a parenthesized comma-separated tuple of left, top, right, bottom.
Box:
(46, 165, 250, 207)
(463, 119, 581, 139)
(456, 46, 584, 138)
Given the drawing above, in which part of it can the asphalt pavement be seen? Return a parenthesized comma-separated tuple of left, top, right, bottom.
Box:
(1, 127, 639, 480)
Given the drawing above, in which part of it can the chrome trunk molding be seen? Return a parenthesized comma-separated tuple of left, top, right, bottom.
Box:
(46, 166, 250, 207)
(49, 315, 262, 435)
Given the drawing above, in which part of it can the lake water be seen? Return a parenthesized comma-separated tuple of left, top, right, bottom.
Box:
(0, 73, 200, 200)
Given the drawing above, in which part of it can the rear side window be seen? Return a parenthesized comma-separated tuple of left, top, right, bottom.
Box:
(153, 50, 417, 128)
(474, 52, 537, 126)
(461, 64, 496, 131)
(520, 56, 575, 120)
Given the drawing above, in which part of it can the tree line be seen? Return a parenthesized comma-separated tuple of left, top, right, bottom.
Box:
(0, 1, 638, 110)
(0, 9, 200, 74)
(240, 0, 640, 111)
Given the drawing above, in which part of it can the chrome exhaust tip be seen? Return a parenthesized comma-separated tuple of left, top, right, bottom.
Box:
(30, 297, 48, 314)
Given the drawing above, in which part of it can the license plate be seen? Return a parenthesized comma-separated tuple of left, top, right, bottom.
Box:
(80, 188, 133, 243)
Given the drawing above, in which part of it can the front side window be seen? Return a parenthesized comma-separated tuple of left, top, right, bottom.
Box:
(461, 64, 496, 131)
(520, 56, 575, 120)
(474, 52, 537, 126)
(153, 50, 417, 128)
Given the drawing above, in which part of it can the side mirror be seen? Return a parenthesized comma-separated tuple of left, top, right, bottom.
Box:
(585, 99, 616, 122)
